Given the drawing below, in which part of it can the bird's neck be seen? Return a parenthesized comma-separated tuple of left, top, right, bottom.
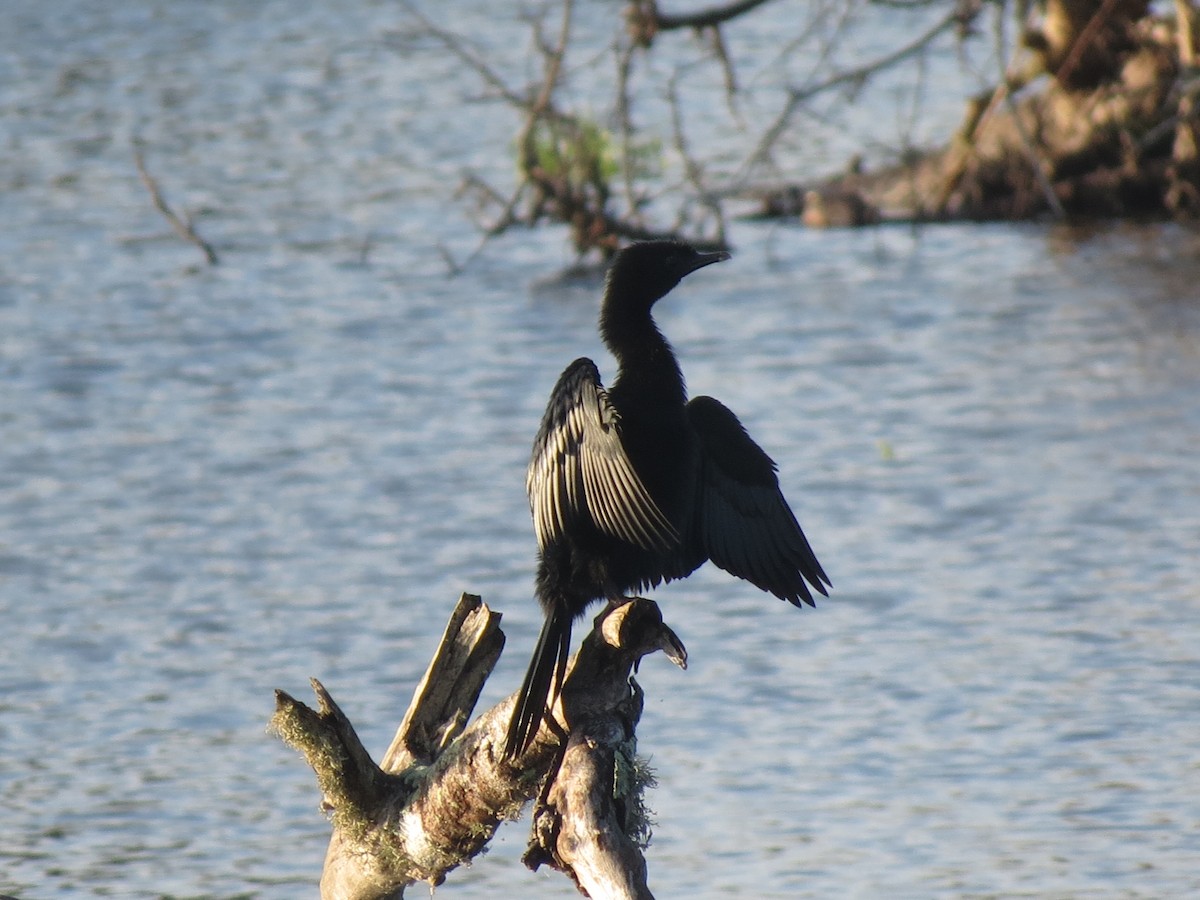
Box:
(600, 304, 687, 408)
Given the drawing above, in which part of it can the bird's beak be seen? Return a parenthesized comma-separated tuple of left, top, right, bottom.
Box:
(686, 249, 731, 275)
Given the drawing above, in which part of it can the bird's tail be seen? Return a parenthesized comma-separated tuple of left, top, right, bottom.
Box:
(503, 603, 572, 760)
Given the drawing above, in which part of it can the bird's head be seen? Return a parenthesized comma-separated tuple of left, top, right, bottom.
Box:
(604, 241, 730, 312)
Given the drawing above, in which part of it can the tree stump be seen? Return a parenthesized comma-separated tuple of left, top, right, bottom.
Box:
(270, 593, 686, 899)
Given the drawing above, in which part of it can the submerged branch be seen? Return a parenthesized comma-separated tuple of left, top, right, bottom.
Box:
(132, 141, 218, 265)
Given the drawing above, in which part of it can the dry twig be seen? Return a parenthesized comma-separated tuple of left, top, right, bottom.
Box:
(400, 0, 728, 258)
(748, 4, 975, 172)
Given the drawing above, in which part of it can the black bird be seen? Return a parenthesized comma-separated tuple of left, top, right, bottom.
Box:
(504, 241, 829, 759)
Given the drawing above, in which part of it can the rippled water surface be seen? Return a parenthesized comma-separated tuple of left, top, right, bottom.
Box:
(3, 3, 1200, 898)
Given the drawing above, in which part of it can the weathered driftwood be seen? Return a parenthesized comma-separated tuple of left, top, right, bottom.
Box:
(271, 593, 686, 899)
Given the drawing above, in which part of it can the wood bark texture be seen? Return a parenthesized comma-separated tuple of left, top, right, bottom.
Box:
(270, 593, 686, 899)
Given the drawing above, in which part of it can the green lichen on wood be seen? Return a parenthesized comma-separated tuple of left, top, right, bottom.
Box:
(614, 743, 658, 850)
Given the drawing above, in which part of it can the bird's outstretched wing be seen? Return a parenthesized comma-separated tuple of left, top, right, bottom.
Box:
(686, 395, 830, 606)
(528, 358, 679, 553)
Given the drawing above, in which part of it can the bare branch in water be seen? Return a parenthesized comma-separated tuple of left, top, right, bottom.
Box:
(132, 140, 218, 266)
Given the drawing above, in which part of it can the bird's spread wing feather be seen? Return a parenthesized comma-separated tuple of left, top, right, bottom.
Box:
(686, 395, 830, 606)
(528, 358, 678, 553)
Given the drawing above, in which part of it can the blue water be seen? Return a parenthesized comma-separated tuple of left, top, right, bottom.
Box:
(3, 3, 1200, 897)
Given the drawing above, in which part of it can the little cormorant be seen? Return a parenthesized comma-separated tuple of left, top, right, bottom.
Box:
(504, 241, 830, 759)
